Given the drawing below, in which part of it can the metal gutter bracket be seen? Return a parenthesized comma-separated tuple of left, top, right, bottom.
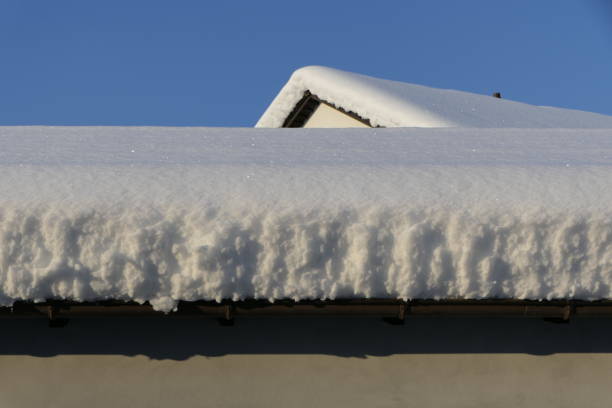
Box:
(218, 304, 235, 326)
(382, 301, 408, 325)
(47, 304, 69, 328)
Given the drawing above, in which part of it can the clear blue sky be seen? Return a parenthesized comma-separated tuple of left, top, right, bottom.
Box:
(1, 0, 611, 127)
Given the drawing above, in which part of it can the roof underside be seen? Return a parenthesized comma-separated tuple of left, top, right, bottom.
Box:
(282, 91, 373, 128)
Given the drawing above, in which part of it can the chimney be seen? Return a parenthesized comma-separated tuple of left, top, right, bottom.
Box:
(492, 92, 502, 99)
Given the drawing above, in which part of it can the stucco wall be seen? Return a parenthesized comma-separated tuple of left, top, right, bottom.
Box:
(303, 103, 369, 128)
(0, 317, 610, 407)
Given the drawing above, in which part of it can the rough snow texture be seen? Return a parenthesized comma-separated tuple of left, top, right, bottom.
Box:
(256, 66, 612, 128)
(1, 126, 612, 311)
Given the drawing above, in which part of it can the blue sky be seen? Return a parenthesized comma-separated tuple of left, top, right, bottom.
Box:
(1, 0, 611, 127)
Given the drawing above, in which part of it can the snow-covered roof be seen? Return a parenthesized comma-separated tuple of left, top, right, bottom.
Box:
(1, 126, 612, 311)
(256, 66, 612, 128)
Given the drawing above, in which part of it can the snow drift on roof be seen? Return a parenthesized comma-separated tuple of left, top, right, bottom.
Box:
(1, 126, 612, 312)
(256, 66, 612, 128)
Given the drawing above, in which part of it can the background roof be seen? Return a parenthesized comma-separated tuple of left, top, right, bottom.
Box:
(257, 66, 612, 128)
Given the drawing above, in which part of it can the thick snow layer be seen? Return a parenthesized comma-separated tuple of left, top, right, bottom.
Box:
(256, 66, 612, 128)
(1, 126, 612, 311)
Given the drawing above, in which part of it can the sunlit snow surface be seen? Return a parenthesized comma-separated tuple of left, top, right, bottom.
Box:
(1, 126, 612, 311)
(256, 66, 612, 128)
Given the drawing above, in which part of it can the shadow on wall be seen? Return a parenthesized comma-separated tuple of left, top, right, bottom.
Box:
(1, 317, 610, 361)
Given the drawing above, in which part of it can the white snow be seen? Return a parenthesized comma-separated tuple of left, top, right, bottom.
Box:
(1, 126, 612, 311)
(256, 66, 612, 128)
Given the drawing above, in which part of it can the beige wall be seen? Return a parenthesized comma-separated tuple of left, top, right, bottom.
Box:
(304, 103, 370, 128)
(0, 316, 610, 407)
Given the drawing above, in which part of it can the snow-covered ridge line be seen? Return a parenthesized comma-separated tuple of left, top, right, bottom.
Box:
(1, 126, 611, 312)
(256, 66, 612, 128)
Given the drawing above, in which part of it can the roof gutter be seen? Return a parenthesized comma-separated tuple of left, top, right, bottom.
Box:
(3, 299, 612, 326)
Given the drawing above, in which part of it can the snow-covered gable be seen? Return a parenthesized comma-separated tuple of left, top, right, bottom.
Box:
(256, 66, 612, 128)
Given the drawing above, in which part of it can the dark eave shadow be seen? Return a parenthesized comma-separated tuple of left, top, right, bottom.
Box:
(1, 316, 611, 361)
